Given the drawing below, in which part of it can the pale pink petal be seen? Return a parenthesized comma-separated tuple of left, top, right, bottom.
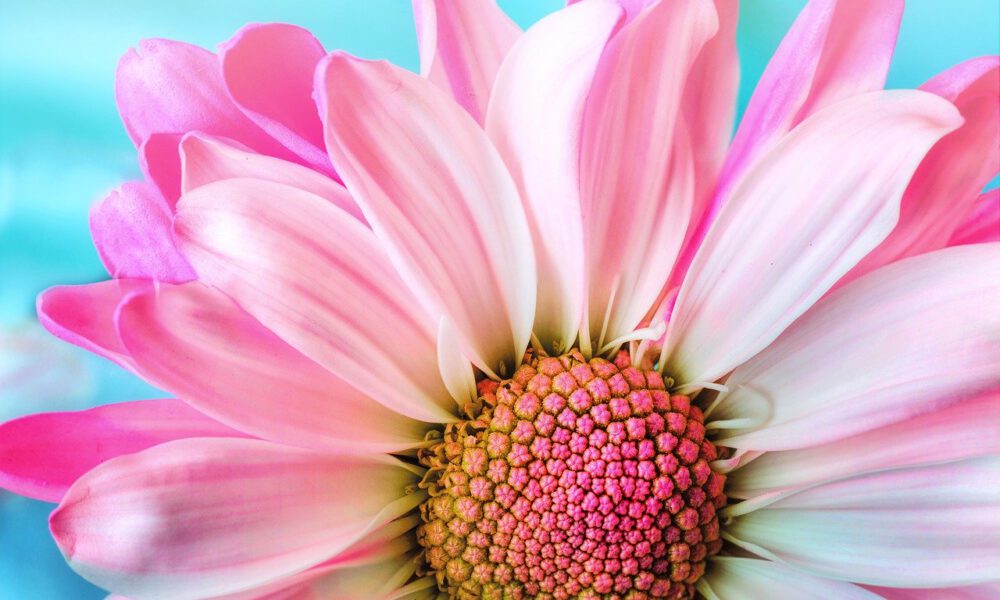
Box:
(0, 399, 247, 503)
(717, 0, 903, 199)
(138, 133, 183, 204)
(864, 583, 1000, 599)
(681, 0, 739, 229)
(179, 133, 364, 222)
(51, 438, 423, 599)
(701, 557, 881, 599)
(843, 57, 1000, 283)
(485, 0, 623, 354)
(88, 181, 195, 283)
(661, 91, 961, 385)
(115, 38, 297, 200)
(412, 0, 520, 123)
(727, 390, 1000, 498)
(712, 244, 1000, 451)
(36, 280, 150, 371)
(202, 519, 419, 599)
(726, 456, 1000, 587)
(317, 53, 535, 376)
(437, 317, 477, 408)
(174, 178, 456, 423)
(117, 281, 432, 452)
(579, 0, 716, 349)
(219, 24, 334, 175)
(950, 190, 1000, 246)
(672, 0, 905, 289)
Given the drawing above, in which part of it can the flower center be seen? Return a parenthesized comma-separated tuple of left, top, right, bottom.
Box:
(416, 349, 727, 599)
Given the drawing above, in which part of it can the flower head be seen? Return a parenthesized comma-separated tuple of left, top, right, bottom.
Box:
(2, 0, 999, 598)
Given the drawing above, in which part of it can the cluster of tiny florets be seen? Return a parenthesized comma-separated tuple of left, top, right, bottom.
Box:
(416, 349, 726, 599)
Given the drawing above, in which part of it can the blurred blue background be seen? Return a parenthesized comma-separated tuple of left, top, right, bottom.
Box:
(0, 0, 997, 597)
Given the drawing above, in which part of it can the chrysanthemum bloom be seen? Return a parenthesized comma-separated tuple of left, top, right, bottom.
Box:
(2, 0, 998, 598)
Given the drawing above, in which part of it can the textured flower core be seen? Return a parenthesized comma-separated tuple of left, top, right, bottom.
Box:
(416, 349, 726, 599)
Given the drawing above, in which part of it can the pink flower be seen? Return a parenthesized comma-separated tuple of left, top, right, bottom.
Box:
(2, 0, 998, 598)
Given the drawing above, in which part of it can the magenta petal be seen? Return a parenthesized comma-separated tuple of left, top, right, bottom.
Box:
(36, 280, 151, 371)
(89, 181, 196, 282)
(0, 399, 248, 502)
(115, 38, 299, 201)
(138, 133, 183, 206)
(950, 189, 1000, 246)
(220, 23, 334, 175)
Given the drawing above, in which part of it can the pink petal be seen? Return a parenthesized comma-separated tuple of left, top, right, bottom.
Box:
(579, 0, 717, 349)
(727, 390, 1000, 498)
(174, 178, 456, 423)
(412, 0, 520, 124)
(115, 38, 297, 202)
(117, 281, 431, 452)
(317, 53, 536, 376)
(485, 0, 624, 354)
(726, 456, 1000, 587)
(36, 280, 150, 371)
(950, 189, 1000, 246)
(718, 0, 903, 199)
(681, 0, 739, 230)
(673, 0, 905, 289)
(88, 181, 196, 283)
(702, 557, 881, 599)
(844, 56, 1000, 283)
(51, 438, 422, 599)
(863, 584, 1000, 599)
(0, 399, 246, 503)
(138, 133, 183, 204)
(661, 91, 961, 385)
(712, 244, 1000, 451)
(179, 133, 364, 222)
(436, 317, 477, 407)
(219, 24, 334, 175)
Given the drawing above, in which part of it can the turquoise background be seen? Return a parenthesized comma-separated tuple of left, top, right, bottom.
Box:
(0, 1, 997, 597)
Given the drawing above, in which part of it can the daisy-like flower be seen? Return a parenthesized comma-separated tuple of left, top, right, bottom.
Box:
(2, 0, 999, 598)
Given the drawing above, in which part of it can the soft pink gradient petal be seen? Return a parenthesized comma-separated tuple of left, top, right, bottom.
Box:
(579, 0, 716, 348)
(680, 0, 739, 233)
(115, 38, 298, 202)
(412, 0, 520, 124)
(317, 53, 536, 376)
(0, 399, 247, 503)
(437, 317, 477, 407)
(727, 390, 1000, 498)
(672, 0, 904, 288)
(179, 133, 364, 222)
(36, 280, 150, 371)
(712, 244, 1000, 451)
(843, 57, 1000, 284)
(138, 133, 183, 205)
(117, 281, 432, 452)
(486, 0, 623, 354)
(661, 91, 961, 385)
(219, 23, 334, 175)
(864, 584, 1000, 599)
(51, 438, 423, 599)
(702, 557, 881, 599)
(174, 178, 456, 423)
(717, 0, 902, 199)
(726, 456, 1000, 587)
(193, 519, 419, 600)
(950, 190, 1000, 246)
(89, 181, 195, 283)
